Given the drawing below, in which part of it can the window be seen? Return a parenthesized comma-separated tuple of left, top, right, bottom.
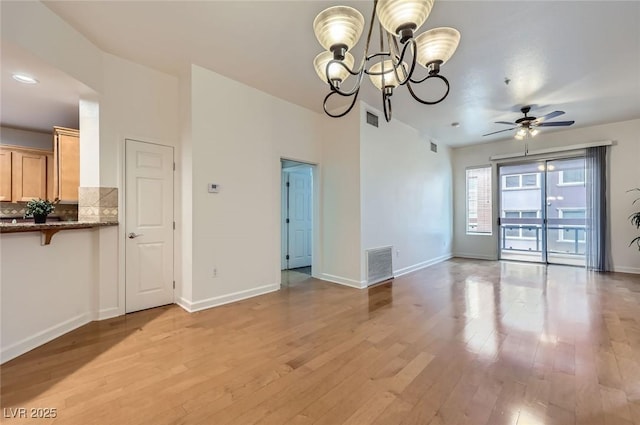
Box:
(502, 210, 540, 239)
(522, 174, 537, 187)
(559, 168, 585, 185)
(502, 173, 539, 189)
(466, 167, 492, 234)
(558, 209, 586, 242)
(505, 175, 520, 188)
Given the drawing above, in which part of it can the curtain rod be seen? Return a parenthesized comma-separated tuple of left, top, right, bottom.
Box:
(489, 140, 613, 161)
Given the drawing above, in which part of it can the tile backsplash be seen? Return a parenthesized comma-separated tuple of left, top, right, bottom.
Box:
(0, 202, 78, 221)
(78, 187, 118, 223)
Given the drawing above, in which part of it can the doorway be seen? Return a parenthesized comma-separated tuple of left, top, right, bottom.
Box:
(499, 157, 586, 266)
(125, 139, 175, 313)
(281, 160, 313, 280)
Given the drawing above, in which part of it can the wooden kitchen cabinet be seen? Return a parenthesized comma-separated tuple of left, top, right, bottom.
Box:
(0, 146, 50, 202)
(52, 127, 79, 202)
(0, 149, 12, 201)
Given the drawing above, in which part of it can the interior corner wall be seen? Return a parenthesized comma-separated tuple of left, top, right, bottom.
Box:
(451, 118, 640, 273)
(178, 70, 193, 306)
(318, 105, 363, 287)
(359, 103, 453, 280)
(187, 65, 322, 310)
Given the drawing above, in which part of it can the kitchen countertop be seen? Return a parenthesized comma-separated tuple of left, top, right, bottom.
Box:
(0, 221, 118, 233)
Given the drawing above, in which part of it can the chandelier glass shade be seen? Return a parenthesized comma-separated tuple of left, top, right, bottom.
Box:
(313, 0, 460, 122)
(368, 60, 408, 90)
(314, 51, 355, 85)
(313, 6, 365, 54)
(415, 27, 460, 67)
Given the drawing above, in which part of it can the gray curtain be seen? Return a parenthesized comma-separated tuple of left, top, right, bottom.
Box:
(585, 146, 610, 271)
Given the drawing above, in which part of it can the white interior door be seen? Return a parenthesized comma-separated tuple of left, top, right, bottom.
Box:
(125, 140, 174, 313)
(286, 169, 312, 269)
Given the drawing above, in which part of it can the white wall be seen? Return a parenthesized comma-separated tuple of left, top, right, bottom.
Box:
(1, 229, 96, 362)
(0, 126, 52, 150)
(452, 118, 640, 273)
(360, 103, 453, 280)
(318, 104, 363, 287)
(180, 65, 323, 311)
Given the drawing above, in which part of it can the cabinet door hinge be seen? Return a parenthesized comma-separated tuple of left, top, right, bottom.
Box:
(173, 221, 176, 230)
(173, 281, 175, 289)
(286, 255, 290, 260)
(286, 182, 290, 187)
(173, 162, 176, 171)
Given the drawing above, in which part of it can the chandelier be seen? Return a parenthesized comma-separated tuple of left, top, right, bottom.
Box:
(313, 0, 460, 122)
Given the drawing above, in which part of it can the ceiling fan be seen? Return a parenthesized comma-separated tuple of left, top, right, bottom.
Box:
(483, 106, 575, 139)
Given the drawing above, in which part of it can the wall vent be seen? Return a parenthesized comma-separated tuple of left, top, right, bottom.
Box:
(430, 141, 438, 153)
(366, 111, 379, 128)
(366, 246, 393, 286)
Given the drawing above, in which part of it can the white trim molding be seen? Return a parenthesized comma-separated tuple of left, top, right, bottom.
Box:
(1, 313, 92, 364)
(97, 307, 122, 321)
(453, 253, 498, 261)
(176, 284, 280, 313)
(318, 273, 367, 289)
(394, 253, 453, 277)
(612, 266, 640, 275)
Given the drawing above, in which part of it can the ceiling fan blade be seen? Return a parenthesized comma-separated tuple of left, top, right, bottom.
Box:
(536, 120, 575, 127)
(483, 127, 517, 136)
(535, 110, 565, 123)
(495, 121, 517, 125)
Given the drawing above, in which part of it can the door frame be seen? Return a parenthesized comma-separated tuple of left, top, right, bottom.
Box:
(121, 138, 176, 314)
(280, 158, 318, 277)
(496, 154, 586, 265)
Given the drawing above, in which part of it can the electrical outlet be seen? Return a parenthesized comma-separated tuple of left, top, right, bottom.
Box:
(396, 249, 400, 257)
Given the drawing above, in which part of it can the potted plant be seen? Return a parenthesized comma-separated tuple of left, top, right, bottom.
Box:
(630, 188, 640, 250)
(25, 198, 55, 224)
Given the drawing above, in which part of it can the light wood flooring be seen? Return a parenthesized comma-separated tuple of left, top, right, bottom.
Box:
(2, 259, 640, 425)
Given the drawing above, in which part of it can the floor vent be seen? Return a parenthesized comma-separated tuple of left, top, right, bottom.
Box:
(366, 246, 393, 286)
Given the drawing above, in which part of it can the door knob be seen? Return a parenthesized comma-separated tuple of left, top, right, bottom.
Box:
(128, 232, 143, 239)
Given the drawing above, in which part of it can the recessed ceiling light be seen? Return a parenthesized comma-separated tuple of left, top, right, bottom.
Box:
(451, 122, 460, 128)
(12, 73, 39, 84)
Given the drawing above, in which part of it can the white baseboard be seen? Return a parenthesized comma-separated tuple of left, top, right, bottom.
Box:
(612, 266, 640, 274)
(177, 283, 280, 313)
(453, 252, 498, 261)
(97, 307, 122, 320)
(1, 312, 92, 364)
(318, 273, 367, 289)
(394, 253, 453, 277)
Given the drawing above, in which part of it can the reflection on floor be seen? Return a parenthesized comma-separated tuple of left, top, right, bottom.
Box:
(2, 259, 640, 425)
(290, 266, 311, 275)
(281, 267, 313, 286)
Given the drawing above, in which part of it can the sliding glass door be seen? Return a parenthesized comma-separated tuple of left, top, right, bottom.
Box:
(499, 157, 586, 266)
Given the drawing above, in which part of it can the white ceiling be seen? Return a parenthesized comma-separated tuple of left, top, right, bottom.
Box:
(7, 1, 640, 146)
(0, 42, 92, 133)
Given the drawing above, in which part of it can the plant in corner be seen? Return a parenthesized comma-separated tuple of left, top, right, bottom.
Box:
(630, 188, 640, 250)
(24, 198, 55, 224)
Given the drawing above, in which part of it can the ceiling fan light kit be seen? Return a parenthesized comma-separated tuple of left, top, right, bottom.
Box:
(312, 0, 460, 122)
(483, 106, 575, 140)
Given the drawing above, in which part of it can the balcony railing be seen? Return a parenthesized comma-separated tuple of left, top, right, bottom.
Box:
(500, 225, 585, 256)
